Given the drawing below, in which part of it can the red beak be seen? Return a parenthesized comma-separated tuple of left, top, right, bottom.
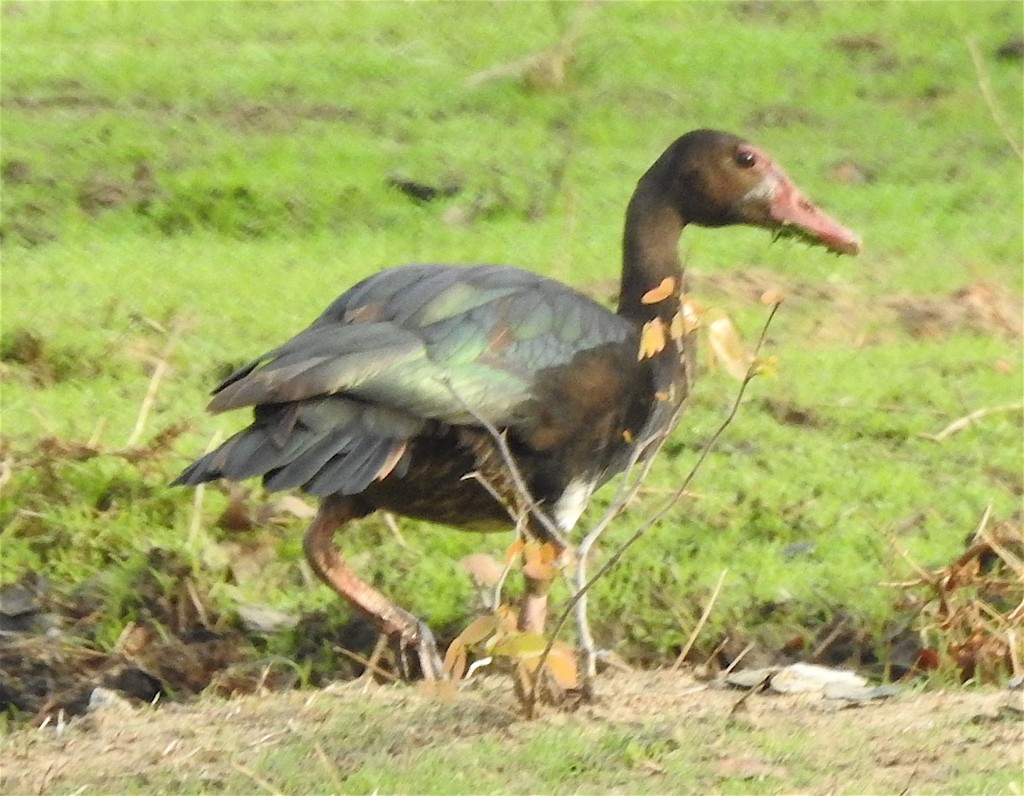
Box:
(768, 172, 862, 255)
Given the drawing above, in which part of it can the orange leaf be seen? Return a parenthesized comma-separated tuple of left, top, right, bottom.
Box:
(522, 541, 558, 582)
(523, 540, 556, 566)
(637, 317, 667, 360)
(495, 604, 519, 632)
(640, 276, 677, 304)
(504, 538, 526, 563)
(457, 614, 502, 647)
(523, 559, 556, 582)
(545, 643, 579, 689)
(458, 553, 505, 589)
(442, 637, 467, 681)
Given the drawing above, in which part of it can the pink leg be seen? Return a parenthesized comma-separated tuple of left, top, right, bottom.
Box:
(303, 496, 443, 680)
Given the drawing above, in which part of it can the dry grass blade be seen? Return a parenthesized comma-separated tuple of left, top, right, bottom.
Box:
(964, 35, 1024, 162)
(125, 326, 181, 448)
(920, 401, 1023, 442)
(230, 761, 282, 796)
(672, 568, 728, 671)
(187, 430, 222, 550)
(312, 741, 347, 794)
(464, 0, 596, 90)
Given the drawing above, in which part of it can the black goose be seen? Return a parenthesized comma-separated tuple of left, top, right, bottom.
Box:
(174, 129, 861, 678)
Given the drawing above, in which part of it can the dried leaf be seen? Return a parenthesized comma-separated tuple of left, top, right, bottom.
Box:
(681, 295, 705, 333)
(215, 486, 254, 533)
(638, 317, 667, 360)
(419, 679, 458, 703)
(264, 494, 317, 520)
(504, 538, 526, 563)
(641, 276, 677, 304)
(522, 559, 557, 581)
(669, 310, 686, 341)
(704, 309, 752, 380)
(457, 614, 502, 647)
(495, 604, 519, 632)
(442, 637, 468, 681)
(459, 553, 505, 588)
(522, 541, 558, 582)
(544, 643, 579, 689)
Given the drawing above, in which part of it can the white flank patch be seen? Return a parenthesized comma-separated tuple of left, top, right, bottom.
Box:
(553, 479, 596, 532)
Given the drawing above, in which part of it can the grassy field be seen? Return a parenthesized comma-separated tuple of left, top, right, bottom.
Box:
(2, 0, 1022, 728)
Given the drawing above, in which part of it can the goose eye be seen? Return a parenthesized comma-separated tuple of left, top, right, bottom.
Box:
(735, 150, 756, 168)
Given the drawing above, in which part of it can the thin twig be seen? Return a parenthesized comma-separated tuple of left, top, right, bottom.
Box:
(527, 303, 781, 713)
(571, 329, 697, 684)
(964, 35, 1024, 161)
(722, 642, 755, 675)
(672, 568, 728, 671)
(334, 643, 400, 683)
(358, 633, 392, 688)
(380, 512, 408, 548)
(729, 668, 770, 715)
(442, 378, 566, 547)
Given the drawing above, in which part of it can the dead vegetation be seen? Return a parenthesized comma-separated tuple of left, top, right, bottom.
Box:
(892, 509, 1024, 683)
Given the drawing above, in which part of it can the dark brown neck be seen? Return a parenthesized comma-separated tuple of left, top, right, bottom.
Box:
(617, 185, 685, 325)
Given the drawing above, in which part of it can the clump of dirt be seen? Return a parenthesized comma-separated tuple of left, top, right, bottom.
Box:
(76, 162, 158, 217)
(886, 281, 1024, 341)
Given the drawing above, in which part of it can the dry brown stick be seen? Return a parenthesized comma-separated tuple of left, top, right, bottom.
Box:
(722, 642, 755, 675)
(334, 643, 400, 683)
(728, 666, 770, 716)
(964, 35, 1024, 161)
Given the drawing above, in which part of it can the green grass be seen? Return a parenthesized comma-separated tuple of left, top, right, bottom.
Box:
(1, 0, 1022, 693)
